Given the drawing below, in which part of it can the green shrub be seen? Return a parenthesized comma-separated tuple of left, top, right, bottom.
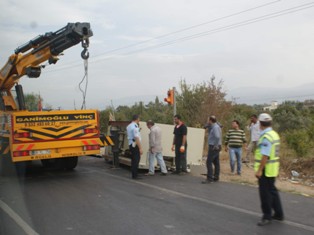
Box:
(284, 130, 311, 158)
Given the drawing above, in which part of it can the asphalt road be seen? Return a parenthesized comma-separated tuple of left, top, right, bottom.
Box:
(0, 157, 313, 235)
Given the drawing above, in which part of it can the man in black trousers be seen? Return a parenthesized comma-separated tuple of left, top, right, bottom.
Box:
(171, 114, 188, 174)
(127, 115, 143, 179)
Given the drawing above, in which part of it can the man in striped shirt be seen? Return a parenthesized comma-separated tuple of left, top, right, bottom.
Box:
(225, 120, 247, 175)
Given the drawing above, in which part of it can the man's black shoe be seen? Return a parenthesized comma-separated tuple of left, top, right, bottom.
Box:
(213, 177, 219, 182)
(132, 176, 143, 180)
(160, 173, 167, 176)
(201, 179, 214, 184)
(272, 215, 284, 221)
(257, 219, 271, 226)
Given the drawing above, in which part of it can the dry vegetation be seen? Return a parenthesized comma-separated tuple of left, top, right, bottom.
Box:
(218, 152, 314, 197)
(280, 157, 314, 187)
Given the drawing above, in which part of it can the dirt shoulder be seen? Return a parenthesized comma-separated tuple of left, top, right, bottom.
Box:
(190, 154, 314, 198)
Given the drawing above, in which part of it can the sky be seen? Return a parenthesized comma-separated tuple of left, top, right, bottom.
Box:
(0, 0, 314, 110)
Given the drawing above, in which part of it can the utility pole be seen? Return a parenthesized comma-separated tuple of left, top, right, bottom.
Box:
(173, 86, 176, 116)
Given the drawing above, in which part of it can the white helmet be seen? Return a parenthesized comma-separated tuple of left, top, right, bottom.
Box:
(259, 113, 272, 122)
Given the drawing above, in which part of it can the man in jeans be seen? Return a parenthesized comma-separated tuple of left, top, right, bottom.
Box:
(202, 115, 222, 184)
(146, 120, 167, 176)
(224, 120, 247, 175)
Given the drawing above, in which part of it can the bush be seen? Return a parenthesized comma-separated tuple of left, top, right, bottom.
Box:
(284, 130, 312, 158)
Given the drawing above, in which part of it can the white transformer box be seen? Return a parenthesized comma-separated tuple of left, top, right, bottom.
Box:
(103, 121, 205, 170)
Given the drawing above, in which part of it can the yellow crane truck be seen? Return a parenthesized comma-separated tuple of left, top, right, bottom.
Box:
(0, 22, 112, 174)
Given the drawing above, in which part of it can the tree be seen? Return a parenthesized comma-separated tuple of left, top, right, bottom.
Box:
(24, 93, 41, 111)
(113, 99, 173, 124)
(273, 103, 313, 132)
(175, 76, 232, 127)
(99, 109, 111, 133)
(144, 97, 173, 124)
(273, 101, 314, 158)
(227, 104, 257, 130)
(115, 105, 133, 121)
(285, 129, 312, 158)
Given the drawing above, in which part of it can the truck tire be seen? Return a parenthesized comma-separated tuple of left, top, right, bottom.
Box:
(64, 157, 78, 170)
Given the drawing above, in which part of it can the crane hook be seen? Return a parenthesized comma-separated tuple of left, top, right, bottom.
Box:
(81, 38, 90, 60)
(81, 48, 89, 60)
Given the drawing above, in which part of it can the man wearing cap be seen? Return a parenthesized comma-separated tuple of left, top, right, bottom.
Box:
(202, 115, 222, 184)
(255, 113, 284, 226)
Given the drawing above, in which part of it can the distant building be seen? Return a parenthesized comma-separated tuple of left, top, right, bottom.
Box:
(263, 101, 278, 111)
(304, 99, 314, 108)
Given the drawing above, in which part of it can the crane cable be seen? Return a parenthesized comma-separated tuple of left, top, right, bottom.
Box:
(79, 39, 90, 110)
(79, 59, 88, 110)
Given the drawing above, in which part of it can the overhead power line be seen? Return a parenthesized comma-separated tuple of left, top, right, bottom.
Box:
(45, 1, 314, 73)
(44, 1, 281, 73)
(92, 0, 281, 57)
(120, 2, 314, 55)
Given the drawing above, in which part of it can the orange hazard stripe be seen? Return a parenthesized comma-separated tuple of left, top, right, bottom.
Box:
(82, 140, 99, 145)
(105, 137, 114, 146)
(82, 140, 89, 145)
(26, 144, 35, 150)
(16, 144, 35, 151)
(17, 145, 25, 151)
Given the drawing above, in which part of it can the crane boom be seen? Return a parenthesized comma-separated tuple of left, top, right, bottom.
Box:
(0, 22, 115, 175)
(0, 22, 93, 111)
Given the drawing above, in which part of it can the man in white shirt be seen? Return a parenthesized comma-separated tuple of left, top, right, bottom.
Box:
(243, 114, 260, 163)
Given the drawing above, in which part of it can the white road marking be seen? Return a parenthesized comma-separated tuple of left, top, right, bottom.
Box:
(0, 199, 39, 235)
(99, 170, 314, 233)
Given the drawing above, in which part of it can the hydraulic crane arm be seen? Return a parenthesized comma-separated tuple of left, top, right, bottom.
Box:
(0, 22, 93, 111)
(14, 22, 92, 57)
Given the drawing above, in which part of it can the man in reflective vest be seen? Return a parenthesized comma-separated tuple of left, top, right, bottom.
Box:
(254, 113, 284, 226)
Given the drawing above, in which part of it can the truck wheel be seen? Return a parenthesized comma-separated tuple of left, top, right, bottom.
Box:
(65, 157, 78, 170)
